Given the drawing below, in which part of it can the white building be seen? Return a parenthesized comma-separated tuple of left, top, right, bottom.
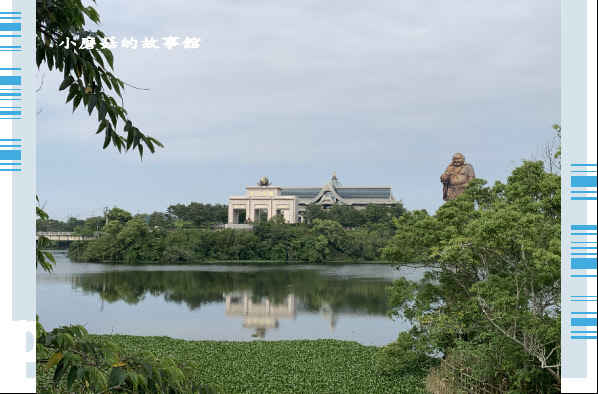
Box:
(227, 173, 400, 226)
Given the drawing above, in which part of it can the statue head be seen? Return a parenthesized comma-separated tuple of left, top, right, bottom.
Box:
(452, 153, 465, 167)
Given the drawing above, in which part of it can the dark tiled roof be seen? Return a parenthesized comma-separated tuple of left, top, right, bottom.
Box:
(280, 188, 321, 198)
(336, 187, 392, 199)
(280, 186, 393, 200)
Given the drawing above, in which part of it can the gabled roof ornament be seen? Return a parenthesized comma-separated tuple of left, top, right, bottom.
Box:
(330, 171, 342, 188)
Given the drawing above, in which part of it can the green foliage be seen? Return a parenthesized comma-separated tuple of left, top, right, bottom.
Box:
(85, 335, 427, 393)
(37, 216, 85, 232)
(73, 216, 105, 236)
(147, 211, 175, 229)
(36, 317, 220, 393)
(69, 213, 399, 263)
(380, 161, 561, 391)
(552, 124, 561, 158)
(167, 203, 228, 228)
(107, 207, 133, 223)
(36, 197, 56, 272)
(64, 202, 406, 263)
(376, 332, 437, 375)
(304, 203, 406, 228)
(36, 0, 162, 158)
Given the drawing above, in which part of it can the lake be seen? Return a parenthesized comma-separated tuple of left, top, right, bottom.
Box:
(37, 251, 428, 346)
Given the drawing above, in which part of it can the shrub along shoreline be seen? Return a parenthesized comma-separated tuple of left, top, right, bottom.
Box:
(37, 335, 427, 393)
(57, 203, 406, 264)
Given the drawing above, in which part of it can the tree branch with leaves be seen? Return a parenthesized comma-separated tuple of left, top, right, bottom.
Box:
(36, 0, 163, 158)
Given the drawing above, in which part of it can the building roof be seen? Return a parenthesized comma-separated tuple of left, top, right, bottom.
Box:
(280, 188, 321, 199)
(279, 173, 397, 206)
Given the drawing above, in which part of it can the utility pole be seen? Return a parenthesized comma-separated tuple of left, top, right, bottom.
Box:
(103, 205, 109, 224)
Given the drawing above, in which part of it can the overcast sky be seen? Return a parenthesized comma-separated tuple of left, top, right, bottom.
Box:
(36, 0, 561, 220)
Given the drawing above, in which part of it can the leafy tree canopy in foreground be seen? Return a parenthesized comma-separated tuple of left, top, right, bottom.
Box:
(36, 318, 220, 393)
(36, 0, 163, 157)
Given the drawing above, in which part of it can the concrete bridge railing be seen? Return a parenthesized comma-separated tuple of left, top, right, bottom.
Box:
(36, 232, 101, 242)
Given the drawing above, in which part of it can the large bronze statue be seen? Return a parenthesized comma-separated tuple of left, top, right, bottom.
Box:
(440, 153, 475, 201)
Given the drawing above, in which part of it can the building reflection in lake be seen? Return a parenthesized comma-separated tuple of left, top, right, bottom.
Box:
(224, 292, 296, 338)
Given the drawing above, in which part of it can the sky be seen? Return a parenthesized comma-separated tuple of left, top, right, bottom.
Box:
(36, 0, 561, 220)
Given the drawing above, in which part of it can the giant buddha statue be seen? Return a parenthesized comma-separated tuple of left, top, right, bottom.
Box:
(441, 153, 475, 201)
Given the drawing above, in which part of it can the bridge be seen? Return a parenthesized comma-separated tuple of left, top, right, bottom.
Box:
(36, 232, 101, 242)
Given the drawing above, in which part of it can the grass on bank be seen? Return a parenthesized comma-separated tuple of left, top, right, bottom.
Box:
(37, 335, 427, 393)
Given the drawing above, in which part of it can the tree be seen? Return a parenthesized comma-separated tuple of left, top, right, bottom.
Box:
(36, 0, 162, 157)
(36, 199, 56, 273)
(381, 161, 561, 392)
(73, 215, 105, 236)
(253, 215, 300, 260)
(166, 203, 228, 228)
(107, 207, 133, 223)
(552, 124, 561, 159)
(533, 124, 561, 174)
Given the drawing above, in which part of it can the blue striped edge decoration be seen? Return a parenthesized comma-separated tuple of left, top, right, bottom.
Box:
(0, 138, 21, 168)
(572, 225, 597, 230)
(0, 22, 21, 31)
(571, 176, 597, 188)
(570, 314, 598, 339)
(0, 104, 21, 119)
(0, 137, 21, 169)
(571, 258, 598, 270)
(571, 318, 597, 326)
(0, 76, 21, 85)
(0, 150, 20, 160)
(570, 164, 598, 200)
(571, 225, 598, 236)
(570, 233, 597, 276)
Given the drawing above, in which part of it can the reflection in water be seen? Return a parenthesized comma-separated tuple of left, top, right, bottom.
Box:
(225, 292, 296, 338)
(65, 269, 394, 317)
(37, 254, 426, 345)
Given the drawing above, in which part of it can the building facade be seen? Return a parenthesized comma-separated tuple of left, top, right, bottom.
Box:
(227, 173, 400, 226)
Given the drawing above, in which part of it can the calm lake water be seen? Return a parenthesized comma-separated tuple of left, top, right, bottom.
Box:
(37, 252, 428, 346)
